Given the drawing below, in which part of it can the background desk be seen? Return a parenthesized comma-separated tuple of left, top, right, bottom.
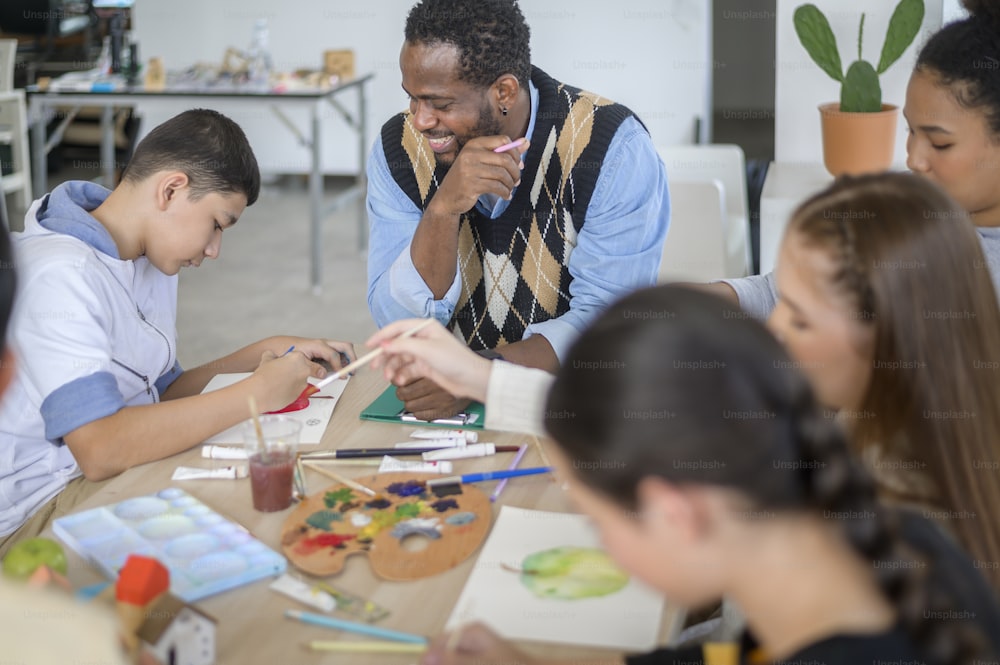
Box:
(50, 368, 683, 665)
(27, 75, 373, 291)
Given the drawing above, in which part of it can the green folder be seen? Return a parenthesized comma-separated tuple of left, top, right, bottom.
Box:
(360, 384, 486, 430)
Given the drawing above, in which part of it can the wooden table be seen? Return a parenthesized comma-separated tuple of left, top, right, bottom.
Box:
(51, 369, 683, 664)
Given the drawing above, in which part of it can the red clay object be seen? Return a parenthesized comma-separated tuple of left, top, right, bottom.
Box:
(116, 554, 169, 605)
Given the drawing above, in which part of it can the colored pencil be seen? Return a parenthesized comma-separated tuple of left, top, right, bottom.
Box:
(306, 641, 426, 653)
(301, 318, 436, 398)
(285, 609, 427, 644)
(490, 444, 528, 502)
(493, 137, 526, 153)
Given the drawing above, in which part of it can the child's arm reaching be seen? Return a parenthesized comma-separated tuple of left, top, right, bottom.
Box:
(62, 345, 338, 481)
(160, 336, 356, 400)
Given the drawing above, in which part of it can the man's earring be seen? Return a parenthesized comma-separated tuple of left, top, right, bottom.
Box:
(501, 106, 508, 116)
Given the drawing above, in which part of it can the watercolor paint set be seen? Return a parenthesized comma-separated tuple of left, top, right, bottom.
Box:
(53, 488, 286, 602)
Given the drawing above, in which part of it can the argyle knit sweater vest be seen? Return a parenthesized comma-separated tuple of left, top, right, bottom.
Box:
(380, 66, 637, 350)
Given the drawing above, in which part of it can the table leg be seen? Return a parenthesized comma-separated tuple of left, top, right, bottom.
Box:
(357, 83, 368, 251)
(100, 105, 114, 188)
(30, 97, 46, 199)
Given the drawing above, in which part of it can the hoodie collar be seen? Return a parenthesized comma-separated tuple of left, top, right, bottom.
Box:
(37, 181, 120, 259)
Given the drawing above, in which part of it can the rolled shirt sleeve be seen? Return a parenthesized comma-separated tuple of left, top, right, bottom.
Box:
(366, 134, 461, 327)
(16, 261, 127, 440)
(718, 271, 778, 320)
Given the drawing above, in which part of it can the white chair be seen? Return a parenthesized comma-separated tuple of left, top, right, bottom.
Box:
(658, 144, 752, 278)
(658, 179, 729, 283)
(0, 39, 33, 229)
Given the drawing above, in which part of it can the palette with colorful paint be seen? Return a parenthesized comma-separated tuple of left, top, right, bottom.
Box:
(53, 488, 287, 602)
(280, 472, 492, 580)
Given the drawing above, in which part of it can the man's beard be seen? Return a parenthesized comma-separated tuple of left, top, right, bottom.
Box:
(435, 101, 505, 171)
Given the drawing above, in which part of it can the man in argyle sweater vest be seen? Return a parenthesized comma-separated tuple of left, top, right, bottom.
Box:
(367, 0, 669, 420)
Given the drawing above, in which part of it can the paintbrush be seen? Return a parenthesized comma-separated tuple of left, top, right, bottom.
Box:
(298, 445, 521, 460)
(301, 461, 379, 498)
(298, 318, 436, 399)
(427, 467, 551, 489)
(403, 466, 552, 498)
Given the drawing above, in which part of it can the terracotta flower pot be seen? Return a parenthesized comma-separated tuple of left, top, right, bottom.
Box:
(819, 103, 899, 177)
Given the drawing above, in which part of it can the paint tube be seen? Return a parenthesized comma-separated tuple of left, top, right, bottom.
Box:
(377, 455, 454, 474)
(269, 574, 337, 612)
(171, 465, 248, 480)
(393, 438, 465, 449)
(422, 443, 495, 461)
(201, 445, 248, 460)
(410, 429, 478, 442)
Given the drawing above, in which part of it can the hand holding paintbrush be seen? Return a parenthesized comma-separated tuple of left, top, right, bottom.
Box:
(293, 319, 437, 402)
(366, 318, 494, 402)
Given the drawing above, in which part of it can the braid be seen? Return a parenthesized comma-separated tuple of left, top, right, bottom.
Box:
(792, 387, 984, 665)
(832, 218, 876, 320)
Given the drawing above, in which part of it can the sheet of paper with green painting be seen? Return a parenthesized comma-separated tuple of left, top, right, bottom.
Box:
(446, 506, 666, 650)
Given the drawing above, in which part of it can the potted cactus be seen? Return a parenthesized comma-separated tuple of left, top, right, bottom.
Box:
(794, 0, 925, 175)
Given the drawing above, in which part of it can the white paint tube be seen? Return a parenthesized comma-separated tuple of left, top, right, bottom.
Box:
(422, 443, 496, 461)
(201, 445, 248, 460)
(171, 465, 248, 480)
(410, 429, 478, 442)
(269, 574, 337, 612)
(393, 438, 466, 449)
(377, 455, 454, 474)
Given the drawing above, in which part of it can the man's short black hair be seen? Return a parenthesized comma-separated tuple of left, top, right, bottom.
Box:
(121, 109, 261, 205)
(404, 0, 531, 89)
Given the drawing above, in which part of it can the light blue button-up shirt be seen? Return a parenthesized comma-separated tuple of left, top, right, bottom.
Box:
(366, 81, 670, 363)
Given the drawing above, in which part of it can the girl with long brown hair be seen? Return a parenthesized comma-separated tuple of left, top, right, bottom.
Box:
(768, 172, 1000, 588)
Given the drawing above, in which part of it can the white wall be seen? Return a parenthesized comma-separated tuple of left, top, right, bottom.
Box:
(132, 0, 711, 176)
(942, 0, 967, 22)
(775, 0, 944, 165)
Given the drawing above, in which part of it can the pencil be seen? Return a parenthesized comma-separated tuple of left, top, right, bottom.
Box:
(490, 444, 528, 502)
(301, 462, 378, 497)
(306, 641, 426, 654)
(301, 318, 436, 398)
(493, 137, 526, 153)
(285, 609, 428, 644)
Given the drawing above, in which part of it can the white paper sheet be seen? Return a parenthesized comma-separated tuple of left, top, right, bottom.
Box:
(447, 506, 666, 650)
(199, 372, 349, 445)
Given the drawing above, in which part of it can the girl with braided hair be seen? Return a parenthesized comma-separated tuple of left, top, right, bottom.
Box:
(767, 172, 1000, 590)
(403, 285, 997, 665)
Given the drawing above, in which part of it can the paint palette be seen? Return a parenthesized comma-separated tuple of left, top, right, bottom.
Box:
(53, 488, 286, 602)
(281, 473, 492, 581)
